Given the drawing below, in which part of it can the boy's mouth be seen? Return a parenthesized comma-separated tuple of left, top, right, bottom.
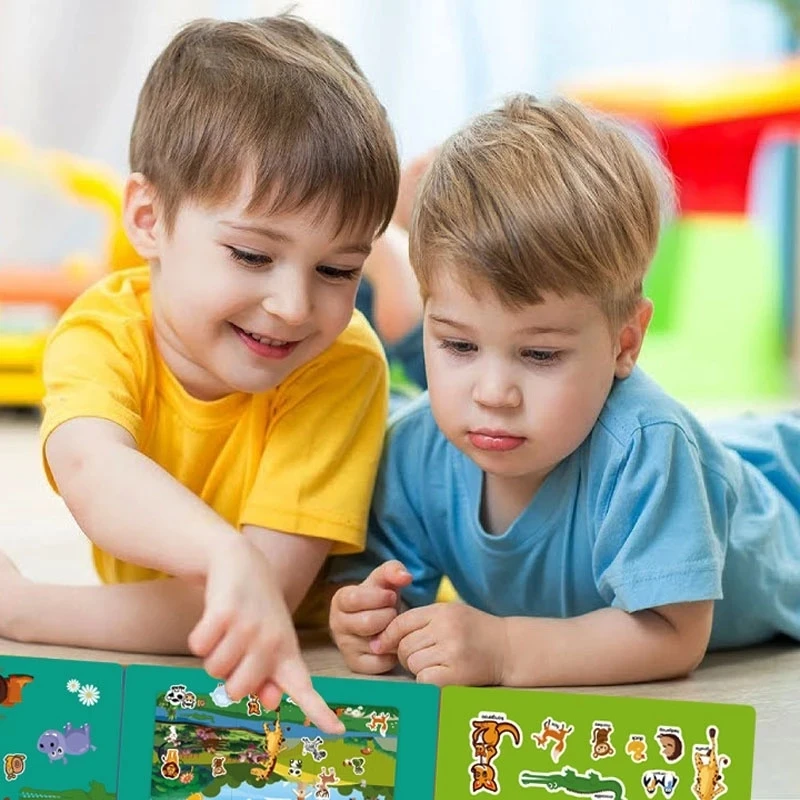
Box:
(468, 429, 527, 452)
(230, 323, 301, 360)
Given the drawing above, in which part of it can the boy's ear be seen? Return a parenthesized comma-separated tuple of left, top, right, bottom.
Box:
(614, 298, 653, 379)
(122, 173, 161, 260)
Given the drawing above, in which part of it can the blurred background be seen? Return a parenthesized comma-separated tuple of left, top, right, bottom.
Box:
(2, 0, 800, 408)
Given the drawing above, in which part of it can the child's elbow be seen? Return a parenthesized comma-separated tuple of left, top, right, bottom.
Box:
(668, 630, 711, 679)
(656, 600, 713, 678)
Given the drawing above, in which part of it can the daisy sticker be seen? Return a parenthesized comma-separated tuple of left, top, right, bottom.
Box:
(66, 679, 81, 693)
(78, 684, 101, 706)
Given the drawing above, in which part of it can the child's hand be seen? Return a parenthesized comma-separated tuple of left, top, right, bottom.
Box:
(329, 560, 412, 674)
(188, 537, 344, 735)
(372, 603, 508, 686)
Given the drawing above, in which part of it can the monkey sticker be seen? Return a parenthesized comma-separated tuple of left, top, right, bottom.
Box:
(590, 721, 615, 760)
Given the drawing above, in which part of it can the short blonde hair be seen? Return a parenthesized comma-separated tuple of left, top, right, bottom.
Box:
(410, 94, 672, 325)
(130, 14, 399, 236)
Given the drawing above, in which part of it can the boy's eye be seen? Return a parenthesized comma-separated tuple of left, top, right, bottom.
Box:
(522, 349, 561, 365)
(227, 246, 272, 268)
(317, 265, 360, 281)
(440, 339, 477, 355)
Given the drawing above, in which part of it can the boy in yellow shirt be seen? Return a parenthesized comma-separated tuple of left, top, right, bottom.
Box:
(1, 14, 399, 733)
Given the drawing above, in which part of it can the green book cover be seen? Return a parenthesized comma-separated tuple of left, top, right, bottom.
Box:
(118, 665, 439, 799)
(434, 686, 755, 799)
(0, 654, 123, 799)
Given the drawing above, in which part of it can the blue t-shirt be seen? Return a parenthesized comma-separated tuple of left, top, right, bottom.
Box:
(329, 368, 800, 650)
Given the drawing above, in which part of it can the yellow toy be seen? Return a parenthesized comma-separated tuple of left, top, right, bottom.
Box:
(0, 129, 139, 406)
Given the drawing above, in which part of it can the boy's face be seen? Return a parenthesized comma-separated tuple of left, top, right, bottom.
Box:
(423, 271, 642, 495)
(133, 180, 372, 399)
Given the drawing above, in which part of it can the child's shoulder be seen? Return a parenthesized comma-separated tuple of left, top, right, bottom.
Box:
(594, 367, 704, 451)
(47, 266, 152, 354)
(385, 392, 448, 457)
(56, 265, 152, 329)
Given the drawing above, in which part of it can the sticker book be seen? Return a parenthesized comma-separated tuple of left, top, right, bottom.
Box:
(0, 655, 755, 799)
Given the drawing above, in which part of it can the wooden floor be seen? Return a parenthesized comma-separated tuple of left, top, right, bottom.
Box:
(1, 411, 798, 797)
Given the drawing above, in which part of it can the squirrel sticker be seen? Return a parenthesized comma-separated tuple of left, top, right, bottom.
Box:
(531, 717, 574, 764)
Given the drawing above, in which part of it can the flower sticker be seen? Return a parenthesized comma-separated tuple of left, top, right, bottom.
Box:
(78, 684, 100, 706)
(66, 679, 81, 693)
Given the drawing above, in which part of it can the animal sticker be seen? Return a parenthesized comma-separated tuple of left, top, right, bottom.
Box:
(246, 693, 263, 716)
(344, 756, 366, 776)
(471, 763, 500, 794)
(160, 748, 181, 780)
(643, 769, 679, 797)
(209, 682, 235, 708)
(3, 754, 25, 781)
(211, 755, 227, 777)
(468, 712, 522, 795)
(257, 714, 287, 780)
(366, 710, 396, 737)
(691, 726, 730, 800)
(314, 766, 339, 799)
(0, 673, 33, 708)
(302, 735, 328, 763)
(37, 723, 96, 764)
(625, 734, 647, 763)
(519, 767, 626, 799)
(164, 684, 187, 707)
(590, 721, 615, 760)
(289, 758, 303, 777)
(531, 717, 574, 764)
(656, 726, 685, 764)
(164, 724, 180, 746)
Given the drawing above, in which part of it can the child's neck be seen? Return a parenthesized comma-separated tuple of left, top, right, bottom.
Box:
(480, 470, 546, 535)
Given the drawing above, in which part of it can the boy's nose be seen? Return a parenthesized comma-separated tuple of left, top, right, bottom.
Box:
(472, 370, 522, 408)
(261, 285, 312, 327)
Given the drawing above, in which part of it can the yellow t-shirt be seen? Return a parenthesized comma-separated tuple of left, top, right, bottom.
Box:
(40, 266, 389, 595)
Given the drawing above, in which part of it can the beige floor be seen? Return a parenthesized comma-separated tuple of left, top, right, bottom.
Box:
(1, 411, 798, 797)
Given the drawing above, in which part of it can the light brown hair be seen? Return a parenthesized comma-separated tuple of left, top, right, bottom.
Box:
(410, 94, 672, 325)
(130, 14, 399, 236)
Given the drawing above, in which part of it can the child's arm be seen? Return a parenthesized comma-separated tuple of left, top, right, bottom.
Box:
(373, 599, 713, 687)
(45, 416, 342, 733)
(502, 600, 713, 686)
(242, 525, 332, 615)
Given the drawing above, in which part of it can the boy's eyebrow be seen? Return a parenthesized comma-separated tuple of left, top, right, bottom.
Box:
(221, 221, 372, 255)
(518, 324, 580, 336)
(428, 314, 579, 336)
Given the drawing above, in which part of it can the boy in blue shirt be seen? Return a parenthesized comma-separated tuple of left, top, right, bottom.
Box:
(328, 94, 800, 688)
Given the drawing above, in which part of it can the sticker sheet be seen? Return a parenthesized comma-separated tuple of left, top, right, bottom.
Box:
(434, 686, 755, 800)
(0, 654, 123, 799)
